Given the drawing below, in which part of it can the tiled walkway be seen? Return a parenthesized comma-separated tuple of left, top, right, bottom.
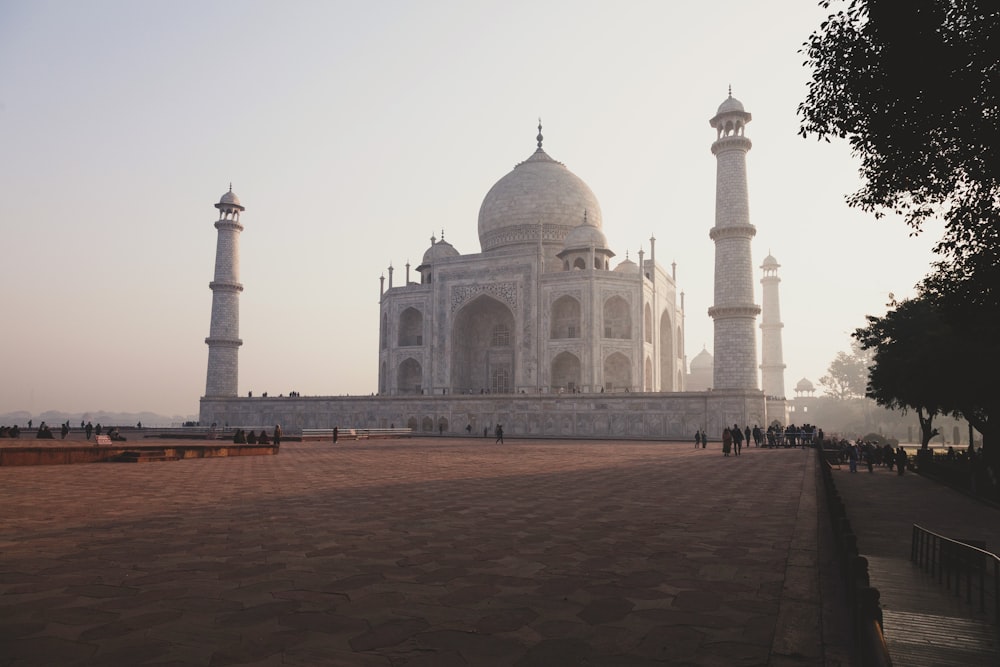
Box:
(830, 463, 1000, 665)
(1, 440, 837, 666)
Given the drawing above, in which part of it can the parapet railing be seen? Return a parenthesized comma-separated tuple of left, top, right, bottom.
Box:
(911, 523, 1000, 627)
(819, 449, 893, 666)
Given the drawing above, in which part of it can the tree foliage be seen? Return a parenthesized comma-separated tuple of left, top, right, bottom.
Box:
(801, 0, 1000, 462)
(853, 296, 954, 448)
(819, 341, 870, 400)
(799, 0, 1000, 269)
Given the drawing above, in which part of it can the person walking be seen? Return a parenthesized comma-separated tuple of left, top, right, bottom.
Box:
(694, 430, 701, 449)
(85, 421, 93, 440)
(701, 429, 707, 449)
(722, 427, 732, 457)
(332, 426, 339, 444)
(495, 424, 504, 444)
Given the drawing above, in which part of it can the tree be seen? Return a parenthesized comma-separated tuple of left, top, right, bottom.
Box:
(853, 296, 953, 449)
(800, 0, 1000, 463)
(799, 0, 1000, 266)
(819, 340, 870, 400)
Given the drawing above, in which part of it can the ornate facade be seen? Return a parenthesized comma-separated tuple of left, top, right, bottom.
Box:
(378, 124, 686, 397)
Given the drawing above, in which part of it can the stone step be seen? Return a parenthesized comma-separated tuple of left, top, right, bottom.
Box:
(112, 450, 180, 463)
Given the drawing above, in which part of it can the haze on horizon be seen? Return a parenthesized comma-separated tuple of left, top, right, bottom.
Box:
(0, 1, 940, 418)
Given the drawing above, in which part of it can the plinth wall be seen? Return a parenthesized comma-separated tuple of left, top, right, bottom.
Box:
(200, 390, 768, 441)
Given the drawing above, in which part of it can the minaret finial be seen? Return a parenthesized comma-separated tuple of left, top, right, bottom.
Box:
(537, 118, 543, 149)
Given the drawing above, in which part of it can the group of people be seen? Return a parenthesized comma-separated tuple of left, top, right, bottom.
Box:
(233, 424, 282, 445)
(696, 423, 827, 457)
(841, 440, 909, 474)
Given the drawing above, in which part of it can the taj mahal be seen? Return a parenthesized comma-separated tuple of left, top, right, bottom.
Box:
(199, 93, 788, 438)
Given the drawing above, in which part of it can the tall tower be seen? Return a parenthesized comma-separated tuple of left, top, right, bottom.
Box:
(759, 253, 786, 398)
(708, 92, 760, 390)
(204, 186, 244, 397)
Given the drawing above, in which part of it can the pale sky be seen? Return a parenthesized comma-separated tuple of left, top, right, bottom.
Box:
(0, 0, 939, 419)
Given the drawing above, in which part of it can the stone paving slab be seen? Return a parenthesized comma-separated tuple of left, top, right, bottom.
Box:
(0, 440, 838, 666)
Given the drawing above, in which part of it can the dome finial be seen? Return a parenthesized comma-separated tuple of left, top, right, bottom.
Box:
(536, 118, 543, 149)
(728, 84, 732, 98)
(229, 182, 233, 192)
(440, 228, 445, 241)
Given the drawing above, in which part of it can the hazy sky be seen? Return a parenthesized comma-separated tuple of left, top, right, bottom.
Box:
(0, 1, 940, 419)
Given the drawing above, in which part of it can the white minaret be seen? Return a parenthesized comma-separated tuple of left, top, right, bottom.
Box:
(204, 185, 244, 397)
(759, 253, 786, 398)
(708, 91, 761, 390)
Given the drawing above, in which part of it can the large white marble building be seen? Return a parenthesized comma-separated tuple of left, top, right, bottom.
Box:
(199, 94, 780, 437)
(377, 123, 685, 397)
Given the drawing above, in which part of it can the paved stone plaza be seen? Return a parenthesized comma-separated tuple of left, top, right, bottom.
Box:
(0, 440, 837, 666)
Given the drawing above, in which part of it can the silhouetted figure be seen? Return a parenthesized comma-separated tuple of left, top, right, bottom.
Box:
(495, 424, 504, 444)
(60, 423, 69, 439)
(333, 427, 339, 443)
(246, 430, 257, 444)
(274, 424, 281, 446)
(258, 430, 270, 445)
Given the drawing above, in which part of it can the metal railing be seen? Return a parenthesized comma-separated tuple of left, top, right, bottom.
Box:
(911, 523, 1000, 625)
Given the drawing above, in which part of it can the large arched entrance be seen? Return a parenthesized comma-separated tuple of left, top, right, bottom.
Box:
(450, 295, 515, 394)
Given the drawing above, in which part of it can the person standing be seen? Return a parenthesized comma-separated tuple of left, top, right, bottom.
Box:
(85, 421, 93, 440)
(273, 424, 281, 446)
(896, 447, 907, 475)
(722, 427, 732, 457)
(60, 422, 69, 439)
(333, 426, 339, 444)
(694, 430, 701, 449)
(701, 429, 707, 449)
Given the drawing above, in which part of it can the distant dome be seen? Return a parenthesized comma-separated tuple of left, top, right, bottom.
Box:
(478, 131, 602, 253)
(796, 377, 815, 392)
(561, 213, 607, 252)
(717, 95, 745, 115)
(762, 253, 779, 269)
(614, 257, 639, 274)
(420, 237, 459, 265)
(690, 347, 714, 369)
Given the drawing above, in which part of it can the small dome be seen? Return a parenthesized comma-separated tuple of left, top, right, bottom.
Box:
(561, 213, 607, 252)
(614, 257, 639, 274)
(216, 186, 244, 210)
(717, 95, 745, 115)
(420, 237, 459, 265)
(762, 253, 779, 269)
(796, 378, 815, 392)
(690, 347, 714, 369)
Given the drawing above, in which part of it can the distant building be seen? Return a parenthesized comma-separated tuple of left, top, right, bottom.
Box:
(201, 96, 775, 437)
(377, 122, 684, 396)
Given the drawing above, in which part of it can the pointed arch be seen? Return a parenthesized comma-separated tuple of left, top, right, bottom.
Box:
(644, 356, 653, 391)
(551, 295, 581, 340)
(398, 307, 423, 347)
(603, 295, 631, 339)
(644, 303, 653, 343)
(659, 311, 674, 391)
(397, 357, 422, 394)
(604, 352, 631, 392)
(380, 313, 388, 350)
(450, 295, 515, 394)
(551, 351, 581, 392)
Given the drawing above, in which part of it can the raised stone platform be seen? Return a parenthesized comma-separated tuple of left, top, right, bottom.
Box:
(0, 440, 278, 466)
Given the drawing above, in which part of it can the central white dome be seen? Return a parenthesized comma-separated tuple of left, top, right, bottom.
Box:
(478, 145, 602, 253)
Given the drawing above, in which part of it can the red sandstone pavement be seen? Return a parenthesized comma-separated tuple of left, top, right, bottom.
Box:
(0, 440, 849, 666)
